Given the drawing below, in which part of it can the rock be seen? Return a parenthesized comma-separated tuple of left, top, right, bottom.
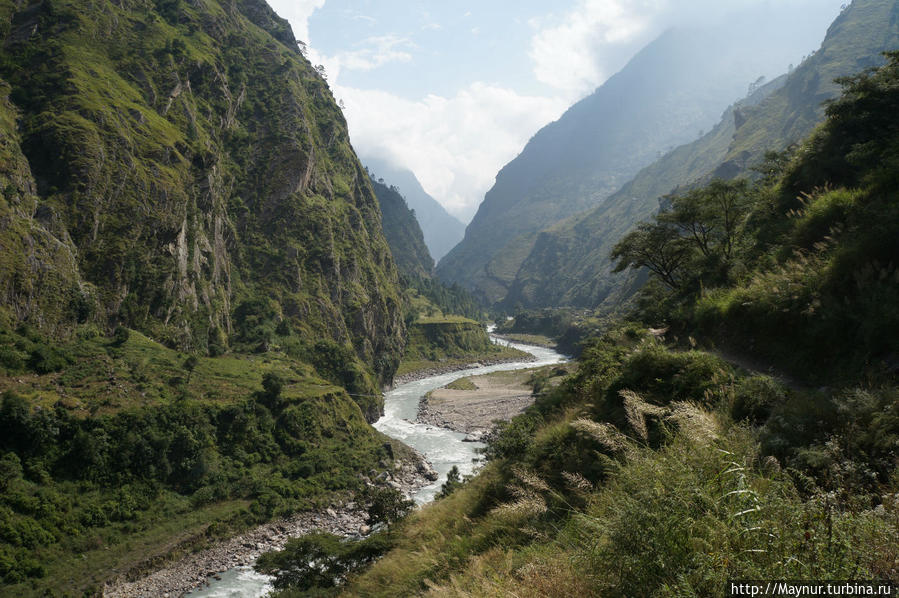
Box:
(359, 524, 371, 535)
(325, 508, 337, 518)
(417, 461, 439, 481)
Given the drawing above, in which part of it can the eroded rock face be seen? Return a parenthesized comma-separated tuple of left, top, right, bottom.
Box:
(0, 0, 405, 387)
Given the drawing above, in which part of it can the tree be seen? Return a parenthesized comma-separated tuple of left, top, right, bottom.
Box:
(255, 531, 392, 591)
(362, 485, 413, 525)
(183, 356, 198, 384)
(260, 372, 285, 410)
(437, 465, 463, 498)
(611, 222, 691, 289)
(659, 179, 752, 262)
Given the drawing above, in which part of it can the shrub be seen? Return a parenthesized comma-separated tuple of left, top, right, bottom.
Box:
(730, 375, 787, 424)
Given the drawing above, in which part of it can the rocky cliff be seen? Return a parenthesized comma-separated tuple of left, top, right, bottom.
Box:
(0, 0, 405, 385)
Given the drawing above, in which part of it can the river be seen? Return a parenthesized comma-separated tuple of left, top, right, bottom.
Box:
(187, 332, 567, 597)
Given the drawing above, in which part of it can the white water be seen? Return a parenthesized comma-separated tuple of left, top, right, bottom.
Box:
(188, 331, 567, 596)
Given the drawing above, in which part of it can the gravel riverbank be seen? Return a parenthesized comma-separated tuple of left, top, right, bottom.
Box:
(416, 369, 538, 441)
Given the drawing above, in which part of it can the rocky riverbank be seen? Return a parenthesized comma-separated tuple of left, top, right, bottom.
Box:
(103, 454, 435, 598)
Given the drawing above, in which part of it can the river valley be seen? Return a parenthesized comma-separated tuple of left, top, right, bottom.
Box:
(178, 334, 567, 597)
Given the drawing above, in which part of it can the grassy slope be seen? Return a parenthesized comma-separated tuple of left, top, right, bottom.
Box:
(0, 0, 405, 385)
(370, 176, 434, 279)
(341, 332, 899, 597)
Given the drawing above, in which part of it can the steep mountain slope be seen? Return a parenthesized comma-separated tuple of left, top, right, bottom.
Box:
(437, 25, 806, 304)
(0, 0, 404, 384)
(369, 174, 434, 278)
(363, 156, 465, 262)
(504, 0, 899, 311)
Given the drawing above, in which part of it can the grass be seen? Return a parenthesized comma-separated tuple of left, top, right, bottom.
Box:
(0, 327, 335, 416)
(338, 332, 899, 597)
(444, 377, 477, 391)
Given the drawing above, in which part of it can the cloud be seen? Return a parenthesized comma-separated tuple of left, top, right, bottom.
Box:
(529, 0, 845, 101)
(266, 0, 325, 44)
(337, 35, 415, 72)
(334, 82, 567, 221)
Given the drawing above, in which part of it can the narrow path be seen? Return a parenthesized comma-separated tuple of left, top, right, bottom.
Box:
(707, 344, 806, 391)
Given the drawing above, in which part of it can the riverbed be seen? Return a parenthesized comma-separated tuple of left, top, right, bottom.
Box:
(186, 333, 567, 597)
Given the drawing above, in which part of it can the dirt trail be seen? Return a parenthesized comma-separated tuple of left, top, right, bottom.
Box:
(708, 345, 807, 391)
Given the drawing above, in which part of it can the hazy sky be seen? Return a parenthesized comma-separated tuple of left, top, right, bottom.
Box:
(267, 0, 846, 222)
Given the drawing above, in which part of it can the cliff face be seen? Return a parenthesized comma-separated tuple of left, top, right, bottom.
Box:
(363, 156, 465, 262)
(0, 0, 405, 384)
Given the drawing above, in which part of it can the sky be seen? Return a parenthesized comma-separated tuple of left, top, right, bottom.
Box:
(266, 0, 846, 222)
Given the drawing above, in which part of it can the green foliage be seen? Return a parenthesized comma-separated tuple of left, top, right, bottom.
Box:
(368, 173, 434, 279)
(730, 375, 787, 424)
(0, 0, 406, 385)
(436, 465, 463, 499)
(360, 485, 413, 526)
(403, 273, 484, 322)
(256, 530, 394, 592)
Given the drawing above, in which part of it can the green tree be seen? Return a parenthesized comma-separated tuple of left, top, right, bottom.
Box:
(182, 356, 198, 384)
(611, 222, 690, 289)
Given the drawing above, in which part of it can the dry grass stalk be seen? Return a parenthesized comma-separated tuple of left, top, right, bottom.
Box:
(620, 390, 664, 441)
(570, 418, 628, 451)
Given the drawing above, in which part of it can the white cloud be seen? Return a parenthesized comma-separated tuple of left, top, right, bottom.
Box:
(529, 0, 665, 99)
(528, 0, 845, 101)
(266, 0, 325, 45)
(337, 35, 415, 72)
(334, 82, 567, 221)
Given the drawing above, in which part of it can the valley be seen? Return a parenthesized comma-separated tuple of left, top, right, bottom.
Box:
(0, 0, 897, 595)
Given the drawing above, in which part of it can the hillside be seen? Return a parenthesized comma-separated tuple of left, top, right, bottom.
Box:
(283, 45, 899, 598)
(368, 174, 434, 279)
(363, 156, 465, 262)
(503, 0, 899, 311)
(0, 0, 405, 389)
(436, 24, 811, 304)
(0, 0, 418, 592)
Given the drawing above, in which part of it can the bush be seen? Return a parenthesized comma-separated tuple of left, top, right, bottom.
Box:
(730, 375, 787, 424)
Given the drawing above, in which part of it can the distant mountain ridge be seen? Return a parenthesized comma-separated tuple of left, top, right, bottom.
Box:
(363, 156, 465, 262)
(502, 0, 899, 312)
(368, 173, 435, 278)
(436, 23, 817, 304)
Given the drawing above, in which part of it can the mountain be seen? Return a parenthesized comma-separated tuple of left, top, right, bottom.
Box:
(368, 173, 434, 278)
(0, 0, 404, 386)
(503, 0, 899, 312)
(363, 156, 465, 262)
(436, 24, 808, 304)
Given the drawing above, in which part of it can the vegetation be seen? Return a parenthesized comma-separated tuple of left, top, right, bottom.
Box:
(336, 326, 898, 597)
(0, 323, 396, 595)
(613, 51, 899, 382)
(0, 0, 405, 390)
(369, 172, 434, 279)
(397, 318, 529, 378)
(293, 47, 899, 598)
